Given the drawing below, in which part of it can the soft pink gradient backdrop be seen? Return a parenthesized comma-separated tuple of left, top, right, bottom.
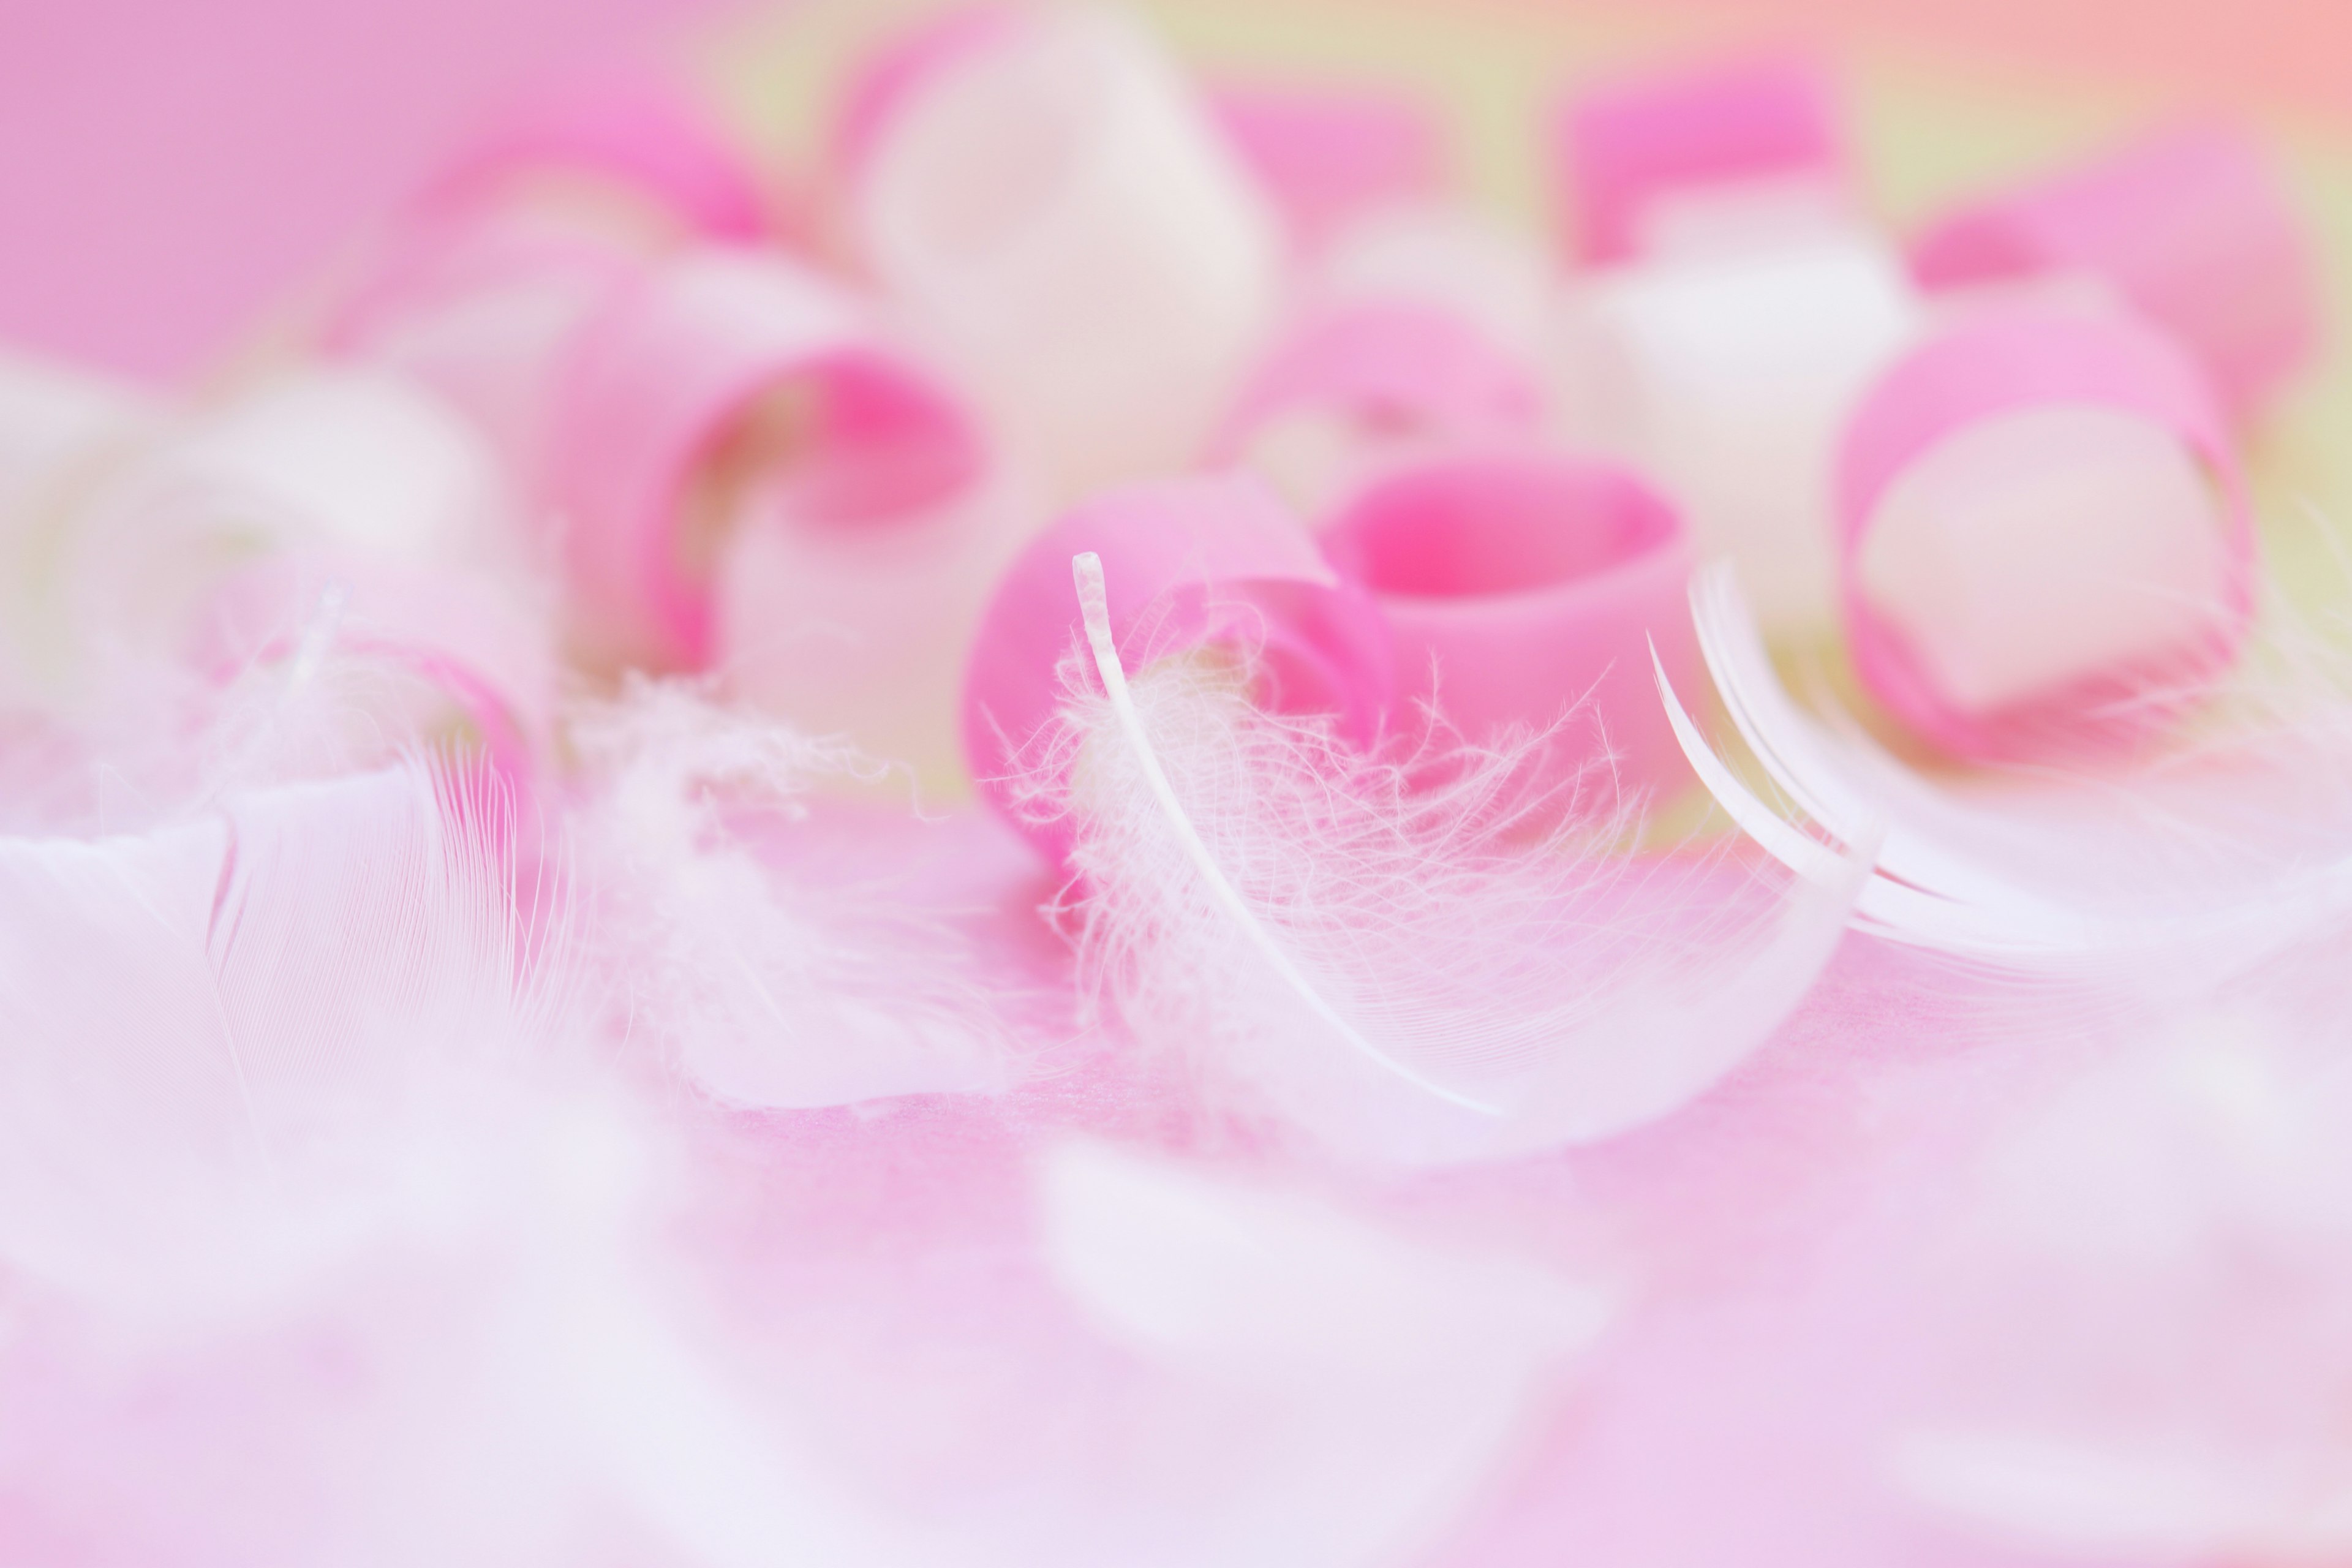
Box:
(2, 0, 2343, 380)
(0, 0, 726, 377)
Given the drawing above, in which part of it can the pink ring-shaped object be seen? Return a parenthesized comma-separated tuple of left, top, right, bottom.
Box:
(1205, 301, 1544, 467)
(960, 474, 1395, 861)
(547, 248, 984, 669)
(1318, 451, 1698, 797)
(419, 79, 774, 242)
(194, 557, 549, 797)
(1551, 52, 1845, 266)
(829, 5, 1023, 184)
(332, 638, 538, 801)
(1909, 125, 2320, 423)
(1206, 83, 1446, 250)
(1836, 309, 2256, 761)
(323, 209, 641, 361)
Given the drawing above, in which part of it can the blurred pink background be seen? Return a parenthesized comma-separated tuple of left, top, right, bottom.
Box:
(2, 0, 2342, 380)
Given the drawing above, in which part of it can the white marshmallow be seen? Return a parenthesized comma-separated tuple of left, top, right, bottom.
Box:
(1556, 225, 1921, 631)
(1859, 403, 2231, 715)
(854, 9, 1283, 497)
(1317, 203, 1553, 358)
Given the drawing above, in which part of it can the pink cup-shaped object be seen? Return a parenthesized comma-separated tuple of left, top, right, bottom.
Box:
(418, 77, 775, 244)
(1838, 310, 2255, 761)
(1207, 83, 1447, 252)
(1207, 302, 1544, 507)
(195, 553, 552, 793)
(327, 213, 642, 478)
(829, 5, 1022, 183)
(1555, 230, 1920, 631)
(843, 6, 1284, 495)
(328, 80, 779, 478)
(546, 247, 984, 671)
(960, 474, 1393, 859)
(718, 467, 1047, 793)
(1551, 53, 1850, 266)
(1910, 125, 2321, 423)
(1318, 452, 1698, 797)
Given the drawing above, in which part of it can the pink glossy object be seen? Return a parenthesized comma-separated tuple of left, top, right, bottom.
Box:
(1551, 53, 1847, 266)
(960, 474, 1394, 859)
(1909, 124, 2321, 422)
(1207, 83, 1447, 250)
(417, 77, 775, 242)
(1318, 452, 1699, 797)
(1206, 301, 1544, 466)
(546, 247, 983, 670)
(1836, 309, 2255, 761)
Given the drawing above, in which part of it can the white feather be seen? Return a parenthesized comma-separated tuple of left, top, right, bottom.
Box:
(0, 756, 559, 1321)
(1659, 564, 2352, 970)
(1039, 551, 1863, 1164)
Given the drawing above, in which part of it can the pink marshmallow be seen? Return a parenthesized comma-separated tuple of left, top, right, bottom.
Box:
(195, 554, 551, 794)
(1207, 82, 1447, 251)
(545, 247, 982, 671)
(827, 5, 1023, 186)
(1551, 53, 1849, 266)
(418, 77, 776, 243)
(1317, 451, 1699, 799)
(1910, 126, 2321, 423)
(1837, 309, 2255, 761)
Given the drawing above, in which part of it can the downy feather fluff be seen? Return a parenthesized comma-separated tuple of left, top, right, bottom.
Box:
(571, 679, 1022, 1109)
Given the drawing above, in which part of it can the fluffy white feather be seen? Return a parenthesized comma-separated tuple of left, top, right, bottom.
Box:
(0, 755, 559, 1321)
(1033, 551, 1861, 1164)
